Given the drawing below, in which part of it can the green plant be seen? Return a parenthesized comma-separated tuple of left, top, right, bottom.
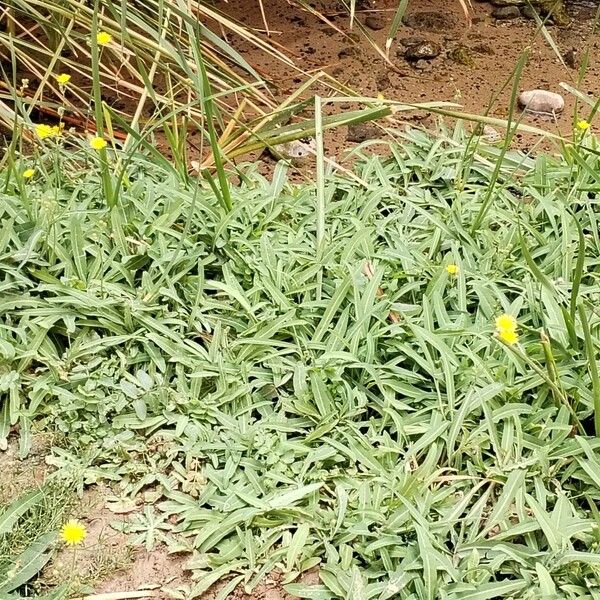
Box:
(0, 485, 71, 598)
(4, 116, 600, 597)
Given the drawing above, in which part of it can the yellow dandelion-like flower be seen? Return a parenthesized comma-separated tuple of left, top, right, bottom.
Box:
(35, 124, 61, 140)
(495, 313, 517, 333)
(96, 31, 113, 46)
(55, 73, 71, 85)
(376, 93, 385, 101)
(446, 264, 459, 275)
(23, 168, 35, 179)
(498, 328, 519, 345)
(60, 520, 87, 546)
(577, 119, 591, 131)
(89, 136, 108, 150)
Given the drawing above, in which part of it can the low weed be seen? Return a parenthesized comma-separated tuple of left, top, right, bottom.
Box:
(0, 483, 72, 598)
(3, 120, 600, 597)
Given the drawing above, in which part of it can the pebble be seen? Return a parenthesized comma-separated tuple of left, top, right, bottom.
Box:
(365, 15, 386, 30)
(376, 71, 392, 90)
(338, 46, 360, 59)
(564, 48, 578, 69)
(347, 123, 380, 143)
(493, 6, 521, 18)
(269, 138, 316, 163)
(413, 59, 433, 72)
(520, 5, 538, 18)
(404, 41, 442, 61)
(518, 89, 565, 114)
(482, 125, 502, 143)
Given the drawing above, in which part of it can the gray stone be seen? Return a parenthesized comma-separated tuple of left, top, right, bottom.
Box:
(365, 15, 386, 30)
(564, 48, 578, 69)
(520, 5, 538, 18)
(413, 59, 433, 72)
(269, 138, 316, 163)
(404, 41, 442, 60)
(482, 125, 502, 143)
(493, 6, 521, 18)
(518, 89, 565, 114)
(338, 46, 360, 59)
(347, 123, 380, 143)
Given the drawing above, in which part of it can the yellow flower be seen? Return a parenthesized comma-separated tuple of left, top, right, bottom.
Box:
(60, 520, 87, 546)
(96, 31, 113, 45)
(498, 328, 519, 345)
(495, 313, 517, 333)
(89, 136, 108, 150)
(55, 73, 71, 85)
(35, 124, 61, 139)
(577, 119, 590, 131)
(376, 93, 385, 101)
(23, 168, 35, 178)
(446, 264, 459, 275)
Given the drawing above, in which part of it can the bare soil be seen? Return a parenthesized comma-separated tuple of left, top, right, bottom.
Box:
(0, 435, 295, 600)
(218, 0, 600, 167)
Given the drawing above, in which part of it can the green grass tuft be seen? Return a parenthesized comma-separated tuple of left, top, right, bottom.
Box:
(3, 124, 600, 597)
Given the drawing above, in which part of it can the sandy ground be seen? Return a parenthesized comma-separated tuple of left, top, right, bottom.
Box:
(215, 0, 600, 167)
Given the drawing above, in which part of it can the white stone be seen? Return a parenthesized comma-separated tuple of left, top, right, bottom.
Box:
(270, 137, 316, 162)
(518, 89, 564, 114)
(482, 125, 501, 143)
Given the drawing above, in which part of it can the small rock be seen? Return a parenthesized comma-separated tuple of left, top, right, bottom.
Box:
(520, 5, 538, 18)
(399, 35, 428, 47)
(490, 0, 524, 5)
(472, 43, 495, 55)
(449, 46, 475, 67)
(365, 15, 386, 30)
(493, 6, 521, 19)
(413, 59, 433, 72)
(482, 125, 502, 143)
(518, 89, 564, 114)
(564, 48, 578, 69)
(338, 46, 360, 59)
(404, 41, 442, 60)
(269, 138, 316, 163)
(403, 11, 458, 33)
(347, 123, 380, 143)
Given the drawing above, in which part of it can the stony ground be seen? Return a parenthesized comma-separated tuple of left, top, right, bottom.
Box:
(215, 0, 600, 165)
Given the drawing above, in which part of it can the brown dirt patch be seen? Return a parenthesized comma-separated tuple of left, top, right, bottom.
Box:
(0, 435, 298, 600)
(216, 0, 600, 165)
(0, 432, 55, 505)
